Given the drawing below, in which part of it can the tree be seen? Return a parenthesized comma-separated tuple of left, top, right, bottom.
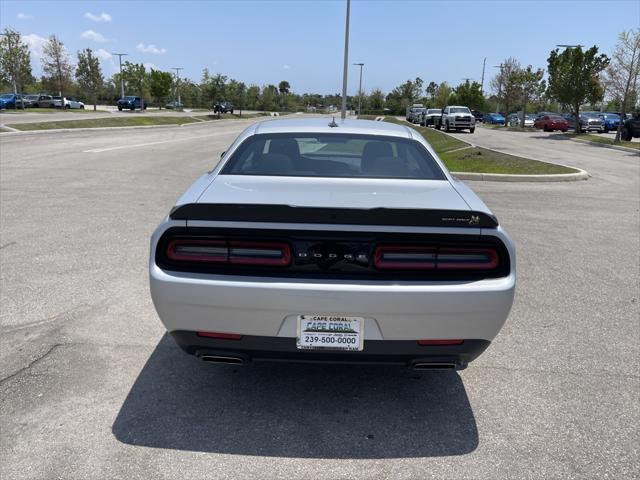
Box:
(75, 48, 103, 111)
(604, 29, 640, 141)
(547, 46, 610, 133)
(278, 80, 290, 110)
(433, 81, 452, 108)
(148, 69, 173, 108)
(122, 62, 147, 107)
(0, 28, 33, 105)
(246, 84, 260, 110)
(426, 81, 439, 101)
(227, 79, 247, 116)
(514, 66, 545, 127)
(41, 35, 73, 98)
(260, 84, 279, 111)
(453, 80, 485, 110)
(202, 69, 227, 107)
(490, 57, 521, 116)
(368, 88, 385, 111)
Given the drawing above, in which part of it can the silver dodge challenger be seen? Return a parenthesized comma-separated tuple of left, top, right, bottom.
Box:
(150, 118, 515, 370)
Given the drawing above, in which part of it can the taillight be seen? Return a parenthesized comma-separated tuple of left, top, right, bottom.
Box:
(165, 238, 291, 267)
(437, 248, 498, 270)
(374, 245, 498, 270)
(374, 245, 436, 270)
(197, 331, 242, 340)
(229, 241, 291, 266)
(167, 239, 227, 263)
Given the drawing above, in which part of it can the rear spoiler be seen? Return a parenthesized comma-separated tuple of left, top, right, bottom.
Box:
(169, 204, 498, 228)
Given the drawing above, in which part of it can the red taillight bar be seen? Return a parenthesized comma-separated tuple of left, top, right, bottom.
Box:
(197, 331, 242, 340)
(418, 339, 464, 346)
(374, 245, 499, 271)
(166, 238, 291, 267)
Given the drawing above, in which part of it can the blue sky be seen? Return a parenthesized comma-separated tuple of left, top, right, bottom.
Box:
(1, 0, 638, 95)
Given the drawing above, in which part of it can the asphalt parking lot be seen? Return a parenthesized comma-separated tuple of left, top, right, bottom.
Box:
(1, 118, 638, 479)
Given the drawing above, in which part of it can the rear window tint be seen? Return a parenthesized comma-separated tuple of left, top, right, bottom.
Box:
(221, 133, 446, 180)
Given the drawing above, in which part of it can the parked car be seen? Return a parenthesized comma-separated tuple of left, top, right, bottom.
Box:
(471, 110, 483, 123)
(436, 106, 476, 132)
(213, 101, 234, 114)
(406, 106, 426, 124)
(22, 94, 55, 108)
(508, 113, 535, 127)
(165, 100, 184, 110)
(149, 118, 515, 370)
(117, 96, 147, 111)
(405, 103, 425, 123)
(53, 96, 85, 109)
(563, 113, 604, 133)
(534, 114, 569, 132)
(419, 108, 442, 127)
(620, 114, 640, 141)
(598, 113, 620, 133)
(0, 93, 24, 109)
(483, 113, 506, 125)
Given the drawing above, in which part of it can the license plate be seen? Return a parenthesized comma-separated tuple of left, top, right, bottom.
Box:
(296, 315, 364, 351)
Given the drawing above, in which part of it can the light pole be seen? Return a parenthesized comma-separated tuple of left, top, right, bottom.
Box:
(172, 67, 183, 110)
(480, 57, 486, 96)
(353, 62, 364, 115)
(340, 0, 350, 120)
(112, 52, 128, 98)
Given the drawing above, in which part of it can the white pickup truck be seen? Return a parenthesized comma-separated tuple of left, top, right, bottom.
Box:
(435, 106, 476, 133)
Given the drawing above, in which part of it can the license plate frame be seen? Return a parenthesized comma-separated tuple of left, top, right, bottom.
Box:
(296, 315, 364, 351)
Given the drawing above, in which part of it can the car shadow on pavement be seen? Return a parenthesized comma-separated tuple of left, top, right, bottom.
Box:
(112, 334, 478, 459)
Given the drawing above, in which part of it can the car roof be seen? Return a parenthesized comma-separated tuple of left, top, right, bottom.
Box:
(252, 117, 413, 139)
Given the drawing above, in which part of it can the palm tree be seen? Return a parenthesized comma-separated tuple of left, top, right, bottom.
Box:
(278, 80, 290, 110)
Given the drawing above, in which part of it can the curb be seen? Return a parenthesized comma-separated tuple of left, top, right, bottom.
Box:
(452, 169, 590, 182)
(564, 136, 639, 154)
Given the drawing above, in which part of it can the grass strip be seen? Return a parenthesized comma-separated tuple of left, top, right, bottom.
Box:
(440, 147, 577, 174)
(385, 117, 578, 175)
(7, 116, 201, 131)
(383, 117, 469, 153)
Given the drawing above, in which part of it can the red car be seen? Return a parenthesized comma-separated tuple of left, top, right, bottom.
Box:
(534, 115, 569, 132)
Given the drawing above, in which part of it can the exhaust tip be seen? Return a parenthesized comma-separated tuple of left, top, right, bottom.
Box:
(199, 354, 244, 365)
(412, 362, 457, 371)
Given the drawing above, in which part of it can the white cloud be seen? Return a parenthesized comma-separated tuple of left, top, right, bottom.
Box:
(17, 13, 33, 20)
(84, 12, 112, 22)
(80, 30, 109, 43)
(96, 48, 112, 60)
(136, 43, 167, 54)
(143, 62, 158, 71)
(20, 33, 48, 72)
(283, 64, 291, 70)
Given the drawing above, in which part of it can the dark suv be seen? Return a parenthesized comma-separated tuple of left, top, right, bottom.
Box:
(620, 113, 640, 141)
(213, 101, 234, 114)
(117, 96, 147, 111)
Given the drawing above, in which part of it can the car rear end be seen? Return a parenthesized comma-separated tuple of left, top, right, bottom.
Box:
(149, 120, 515, 370)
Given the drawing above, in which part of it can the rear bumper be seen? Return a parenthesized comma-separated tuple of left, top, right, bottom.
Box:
(170, 331, 491, 369)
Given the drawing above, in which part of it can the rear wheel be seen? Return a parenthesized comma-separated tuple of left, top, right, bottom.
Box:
(64, 104, 70, 110)
(118, 106, 122, 111)
(445, 121, 450, 132)
(469, 127, 475, 133)
(621, 127, 632, 141)
(543, 125, 549, 132)
(80, 105, 84, 110)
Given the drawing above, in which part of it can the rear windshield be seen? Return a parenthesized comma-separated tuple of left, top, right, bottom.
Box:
(221, 133, 446, 180)
(450, 107, 471, 113)
(427, 109, 441, 114)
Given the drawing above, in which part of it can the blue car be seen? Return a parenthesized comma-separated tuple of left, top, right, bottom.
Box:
(599, 113, 620, 133)
(482, 112, 506, 125)
(0, 93, 23, 109)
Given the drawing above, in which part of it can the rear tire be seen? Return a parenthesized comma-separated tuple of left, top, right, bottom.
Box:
(64, 104, 70, 110)
(80, 105, 84, 110)
(118, 106, 122, 111)
(543, 125, 549, 132)
(445, 121, 450, 132)
(469, 128, 475, 133)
